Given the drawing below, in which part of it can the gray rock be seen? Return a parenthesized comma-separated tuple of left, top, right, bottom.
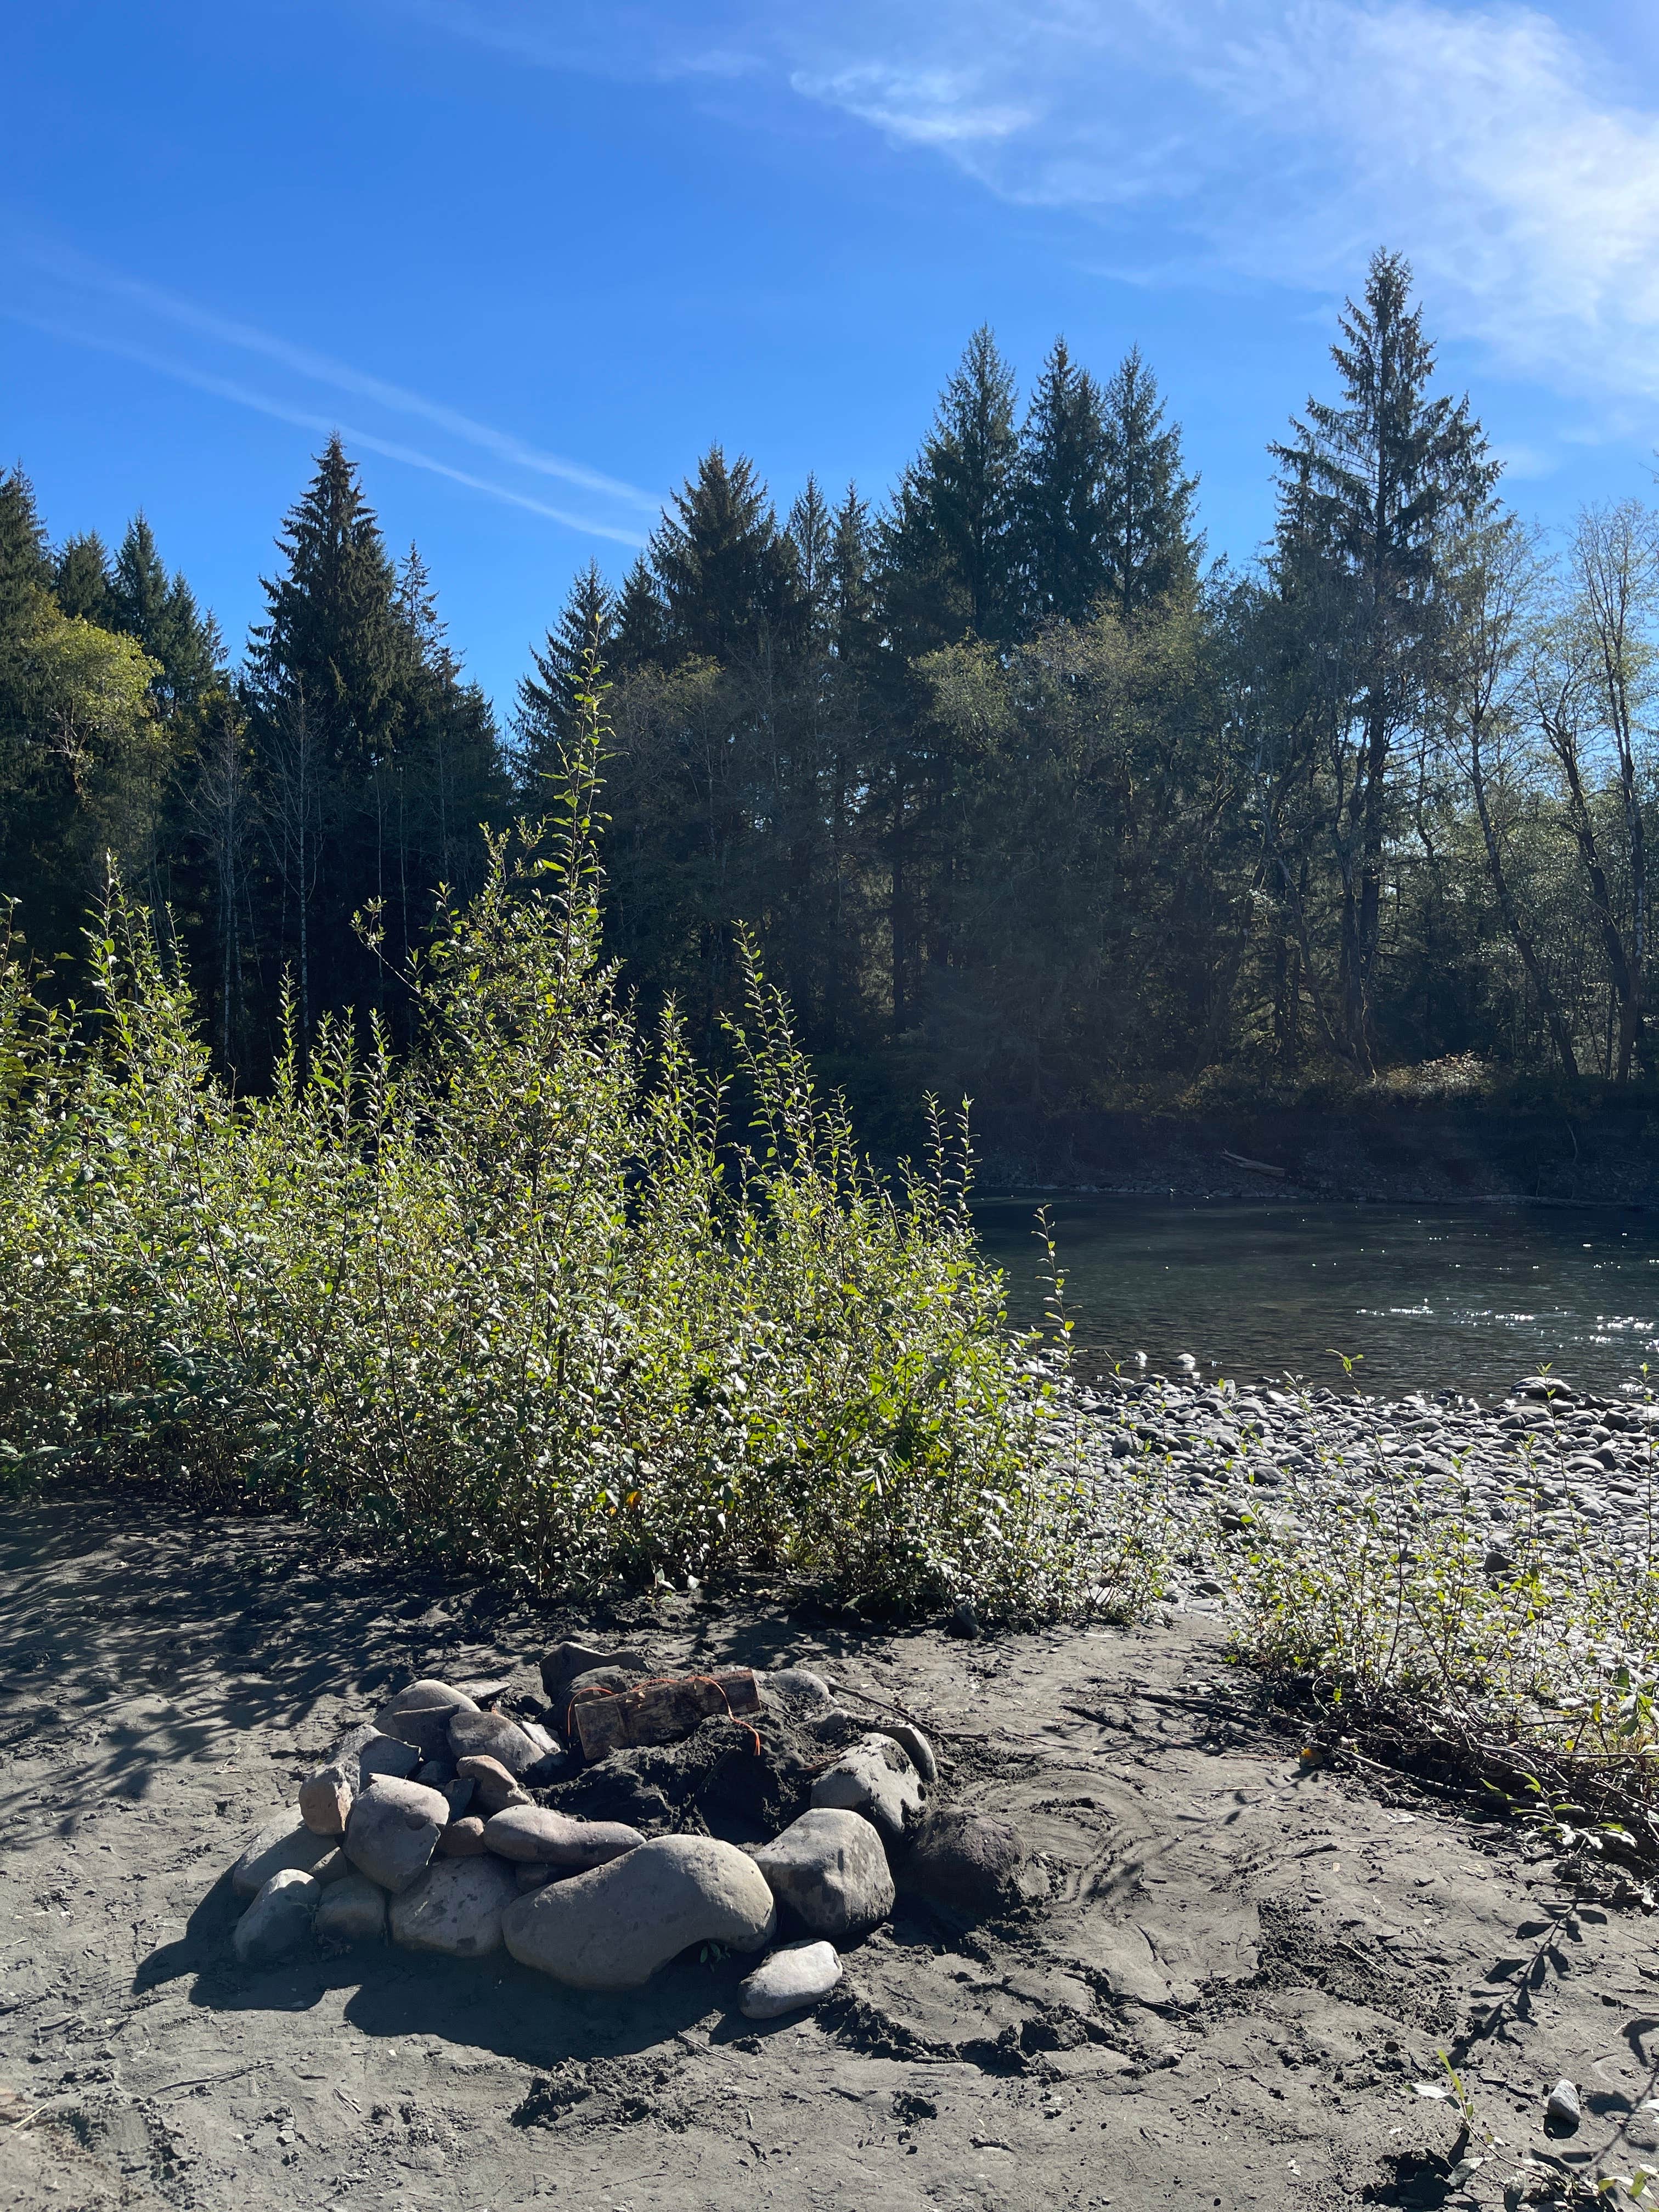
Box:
(455, 1753, 529, 1814)
(390, 1854, 517, 1959)
(517, 1719, 566, 1778)
(516, 1863, 555, 1892)
(763, 1668, 834, 1713)
(342, 1775, 449, 1894)
(872, 1721, 936, 1784)
(447, 1707, 545, 1778)
(374, 1679, 479, 1762)
(439, 1816, 487, 1858)
(503, 1835, 776, 1990)
(738, 1940, 843, 2019)
(354, 1731, 423, 1784)
(809, 1734, 924, 1843)
(415, 1756, 457, 1788)
(748, 1809, 894, 1941)
(440, 1775, 475, 1821)
(313, 1873, 387, 1945)
(232, 1807, 343, 1898)
(233, 1869, 320, 1964)
(1546, 2078, 1581, 2132)
(297, 1763, 353, 1837)
(540, 1641, 650, 1706)
(482, 1805, 643, 1867)
(903, 1808, 1026, 1913)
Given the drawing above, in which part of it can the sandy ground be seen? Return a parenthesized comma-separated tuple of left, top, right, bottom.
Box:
(3, 1486, 1658, 2212)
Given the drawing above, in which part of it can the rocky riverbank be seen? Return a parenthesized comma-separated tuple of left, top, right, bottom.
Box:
(1074, 1365, 1659, 1590)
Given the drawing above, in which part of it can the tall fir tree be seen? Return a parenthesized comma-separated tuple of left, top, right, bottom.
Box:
(514, 560, 617, 795)
(1098, 346, 1200, 615)
(109, 515, 221, 713)
(53, 533, 114, 626)
(1271, 248, 1496, 1069)
(1014, 337, 1110, 629)
(879, 327, 1020, 654)
(649, 448, 799, 667)
(0, 467, 50, 634)
(612, 555, 668, 673)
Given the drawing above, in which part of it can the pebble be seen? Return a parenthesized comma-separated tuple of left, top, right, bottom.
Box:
(502, 1835, 776, 1990)
(232, 1808, 344, 1898)
(1546, 2078, 1581, 2132)
(748, 1808, 894, 1941)
(233, 1869, 320, 1964)
(738, 1940, 843, 2019)
(810, 1735, 925, 1844)
(390, 1855, 517, 1959)
(455, 1754, 529, 1815)
(482, 1805, 643, 1868)
(439, 1816, 487, 1858)
(313, 1873, 388, 1944)
(343, 1775, 450, 1894)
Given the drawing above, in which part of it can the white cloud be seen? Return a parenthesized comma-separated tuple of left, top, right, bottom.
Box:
(417, 0, 1659, 411)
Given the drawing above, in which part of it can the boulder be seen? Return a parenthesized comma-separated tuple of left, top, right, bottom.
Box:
(540, 1641, 651, 1707)
(297, 1762, 353, 1837)
(232, 1808, 343, 1899)
(482, 1805, 642, 1868)
(233, 1869, 320, 1965)
(353, 1731, 423, 1784)
(439, 1816, 487, 1858)
(375, 1679, 479, 1762)
(342, 1775, 449, 1895)
(313, 1873, 387, 1945)
(809, 1735, 924, 1844)
(738, 1940, 843, 2019)
(903, 1808, 1026, 1914)
(748, 1808, 894, 1942)
(455, 1754, 529, 1815)
(446, 1707, 546, 1778)
(764, 1667, 834, 1713)
(503, 1835, 776, 1990)
(390, 1854, 517, 1959)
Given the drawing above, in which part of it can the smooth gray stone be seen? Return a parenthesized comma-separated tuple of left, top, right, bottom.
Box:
(374, 1679, 479, 1762)
(390, 1854, 517, 1959)
(738, 1940, 843, 2019)
(482, 1805, 642, 1867)
(313, 1873, 387, 1944)
(871, 1722, 936, 1785)
(1546, 2078, 1581, 2131)
(336, 1722, 422, 1785)
(343, 1775, 449, 1894)
(233, 1869, 320, 1964)
(447, 1706, 545, 1778)
(232, 1807, 342, 1898)
(748, 1809, 894, 1941)
(539, 1641, 651, 1704)
(809, 1734, 924, 1843)
(503, 1835, 775, 1990)
(763, 1668, 834, 1712)
(903, 1809, 1028, 1913)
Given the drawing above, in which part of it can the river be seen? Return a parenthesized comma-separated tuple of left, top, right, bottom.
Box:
(971, 1195, 1659, 1402)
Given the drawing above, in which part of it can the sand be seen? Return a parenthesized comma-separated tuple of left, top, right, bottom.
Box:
(3, 1480, 1657, 2210)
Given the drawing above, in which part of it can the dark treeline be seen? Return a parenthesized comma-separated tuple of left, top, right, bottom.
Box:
(5, 250, 1658, 1112)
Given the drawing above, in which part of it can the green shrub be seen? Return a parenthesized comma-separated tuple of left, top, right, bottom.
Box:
(0, 693, 1165, 1618)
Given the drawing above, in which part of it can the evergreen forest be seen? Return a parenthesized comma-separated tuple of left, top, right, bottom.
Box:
(7, 251, 1657, 1131)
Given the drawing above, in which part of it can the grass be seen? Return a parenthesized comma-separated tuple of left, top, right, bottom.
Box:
(0, 679, 1167, 1623)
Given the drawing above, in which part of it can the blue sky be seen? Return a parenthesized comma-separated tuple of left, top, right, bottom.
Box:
(7, 0, 1659, 711)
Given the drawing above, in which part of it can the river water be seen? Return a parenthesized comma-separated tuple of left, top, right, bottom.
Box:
(971, 1196, 1659, 1403)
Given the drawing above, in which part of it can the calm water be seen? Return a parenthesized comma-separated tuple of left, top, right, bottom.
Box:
(972, 1197, 1659, 1402)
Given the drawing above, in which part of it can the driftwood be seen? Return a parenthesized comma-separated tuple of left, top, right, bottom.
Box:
(1220, 1149, 1287, 1179)
(570, 1669, 763, 1760)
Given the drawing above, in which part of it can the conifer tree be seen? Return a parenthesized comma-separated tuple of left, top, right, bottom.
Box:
(1015, 338, 1109, 630)
(514, 560, 617, 794)
(787, 475, 836, 646)
(0, 467, 50, 634)
(649, 448, 799, 666)
(612, 555, 668, 673)
(879, 327, 1020, 653)
(1099, 347, 1200, 616)
(53, 533, 114, 625)
(1271, 248, 1496, 1069)
(109, 515, 221, 713)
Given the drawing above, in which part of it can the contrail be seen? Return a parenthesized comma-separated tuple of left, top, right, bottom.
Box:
(20, 244, 661, 511)
(9, 313, 651, 548)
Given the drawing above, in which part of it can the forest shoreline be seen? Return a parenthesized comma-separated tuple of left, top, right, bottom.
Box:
(969, 1096, 1659, 1208)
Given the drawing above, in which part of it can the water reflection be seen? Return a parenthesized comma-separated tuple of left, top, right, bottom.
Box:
(970, 1196, 1659, 1401)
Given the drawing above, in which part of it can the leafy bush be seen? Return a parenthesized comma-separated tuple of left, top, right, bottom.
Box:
(0, 693, 1164, 1618)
